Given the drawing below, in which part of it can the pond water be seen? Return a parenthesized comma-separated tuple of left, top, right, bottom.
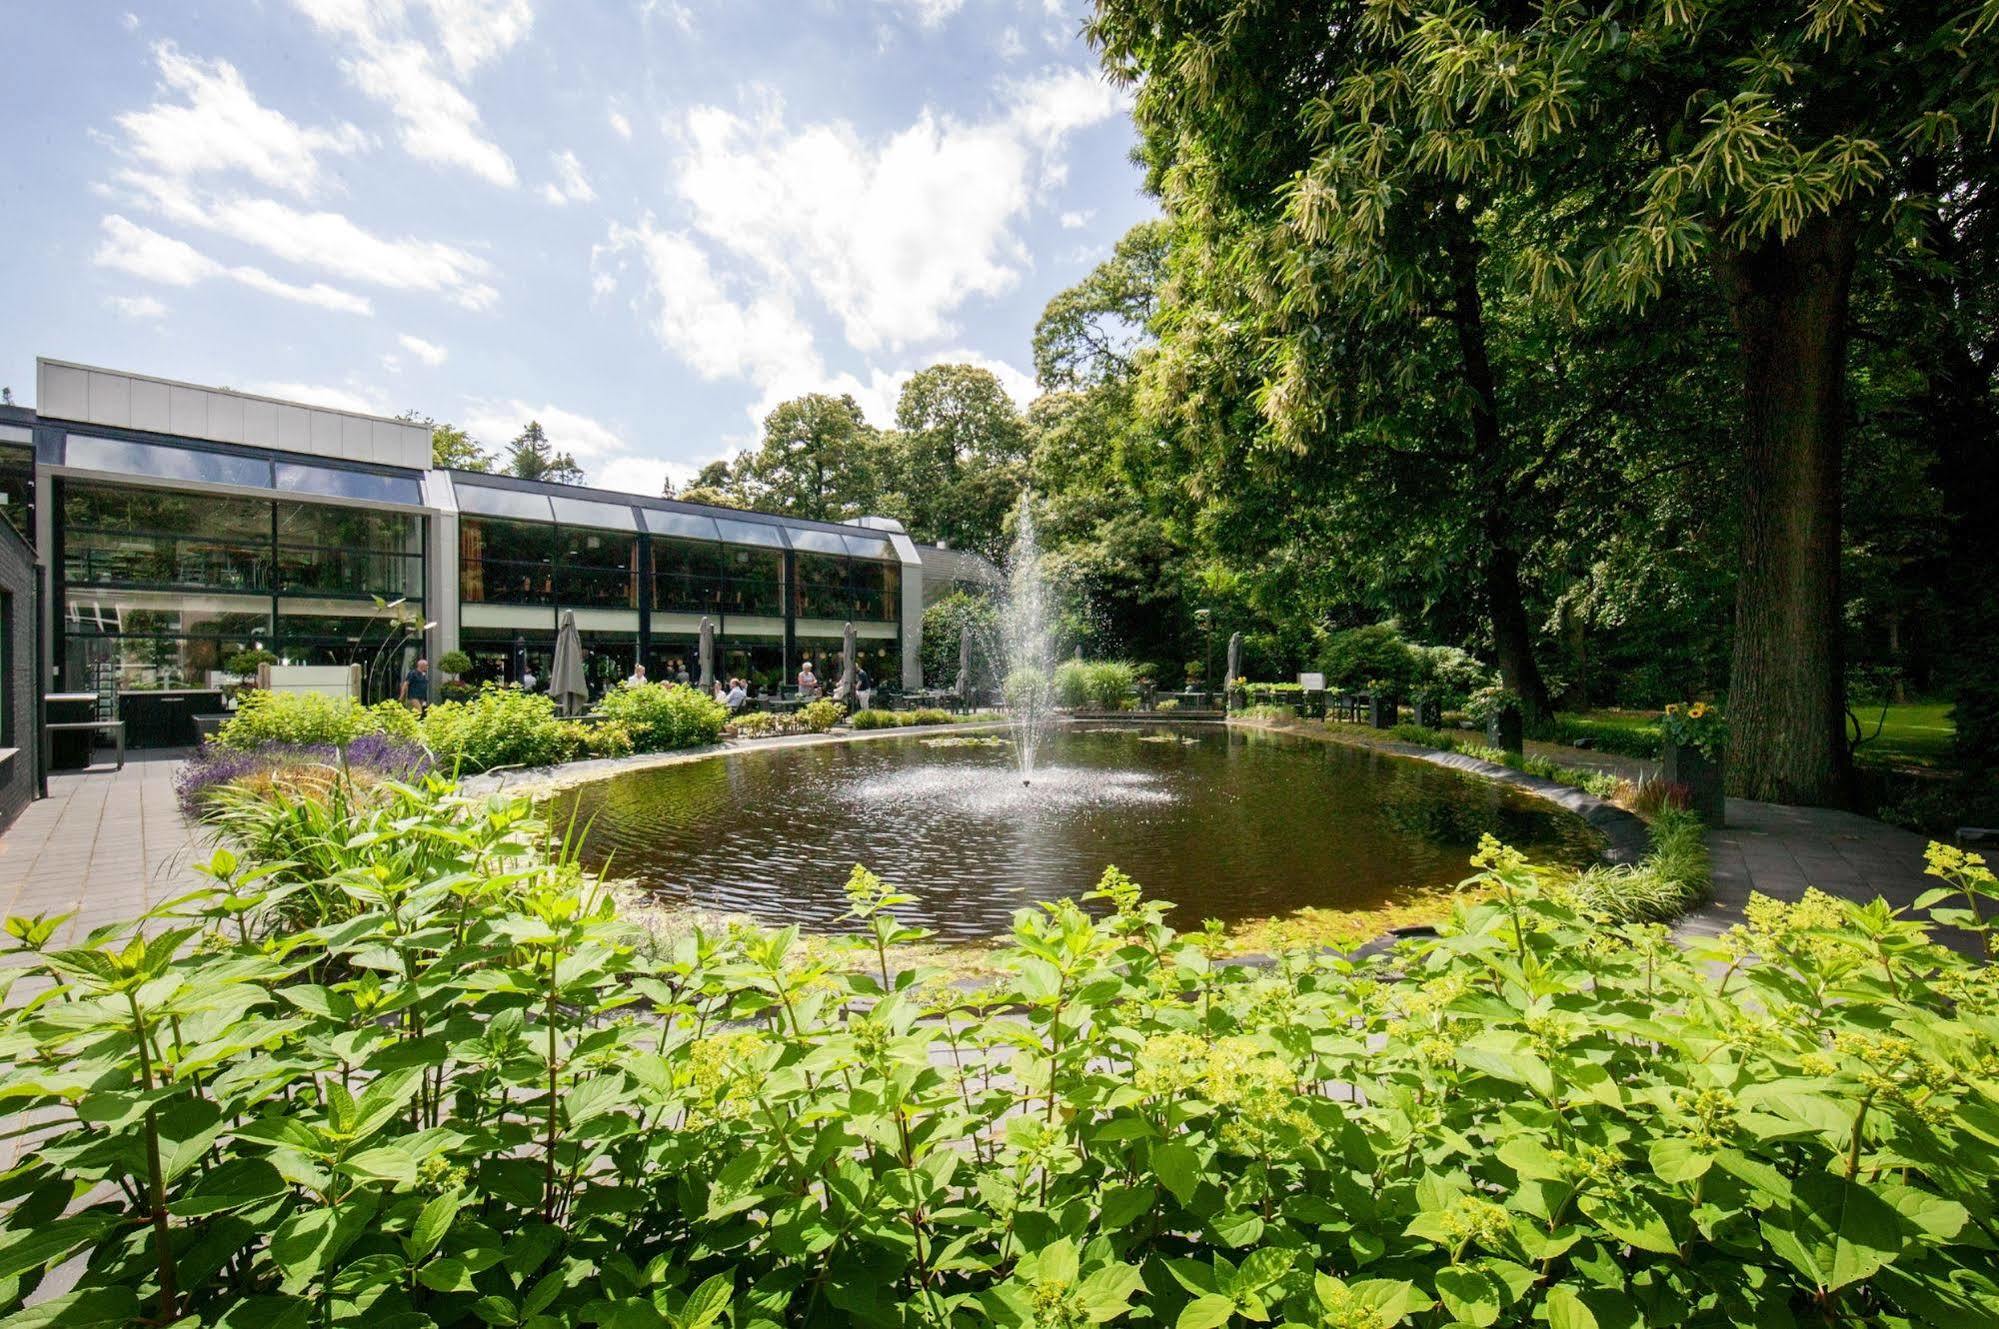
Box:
(555, 724, 1603, 940)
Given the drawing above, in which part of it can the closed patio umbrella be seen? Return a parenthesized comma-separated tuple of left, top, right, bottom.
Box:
(955, 620, 972, 701)
(698, 617, 716, 689)
(840, 621, 858, 704)
(1227, 631, 1243, 685)
(550, 610, 589, 717)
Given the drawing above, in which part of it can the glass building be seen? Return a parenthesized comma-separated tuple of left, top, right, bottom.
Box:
(21, 360, 991, 740)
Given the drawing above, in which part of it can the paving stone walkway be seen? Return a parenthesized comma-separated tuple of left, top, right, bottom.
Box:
(0, 752, 206, 945)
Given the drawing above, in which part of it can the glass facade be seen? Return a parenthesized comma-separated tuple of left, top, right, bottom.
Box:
(56, 478, 425, 694)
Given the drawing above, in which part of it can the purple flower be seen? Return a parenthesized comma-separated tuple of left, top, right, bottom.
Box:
(177, 738, 434, 818)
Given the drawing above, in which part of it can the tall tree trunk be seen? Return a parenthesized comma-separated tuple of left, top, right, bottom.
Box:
(1445, 208, 1553, 723)
(1715, 210, 1860, 806)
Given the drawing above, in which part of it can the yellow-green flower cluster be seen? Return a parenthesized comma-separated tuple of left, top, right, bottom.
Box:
(681, 1030, 770, 1122)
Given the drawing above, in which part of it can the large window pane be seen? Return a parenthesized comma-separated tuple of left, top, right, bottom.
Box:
(460, 517, 555, 604)
(794, 552, 850, 619)
(63, 592, 270, 691)
(557, 526, 637, 608)
(276, 502, 423, 600)
(66, 482, 272, 539)
(67, 434, 271, 488)
(275, 461, 424, 506)
(64, 482, 275, 592)
(718, 544, 783, 617)
(653, 537, 721, 613)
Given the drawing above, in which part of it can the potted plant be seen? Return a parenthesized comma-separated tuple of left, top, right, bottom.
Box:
(1226, 675, 1249, 713)
(1469, 682, 1524, 752)
(1660, 700, 1727, 826)
(1365, 678, 1400, 729)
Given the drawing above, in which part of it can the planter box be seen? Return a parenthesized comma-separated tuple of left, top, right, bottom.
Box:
(1368, 693, 1400, 729)
(1226, 686, 1247, 712)
(1663, 741, 1727, 827)
(1413, 698, 1443, 729)
(1487, 706, 1524, 753)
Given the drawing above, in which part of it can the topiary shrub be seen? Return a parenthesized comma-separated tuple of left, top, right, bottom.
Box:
(597, 682, 729, 752)
(1317, 622, 1419, 690)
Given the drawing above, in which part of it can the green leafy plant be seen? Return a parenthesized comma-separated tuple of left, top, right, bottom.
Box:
(223, 647, 278, 683)
(4, 780, 1996, 1329)
(437, 649, 474, 678)
(213, 690, 424, 750)
(797, 698, 847, 733)
(1466, 682, 1523, 726)
(597, 682, 730, 752)
(421, 684, 577, 772)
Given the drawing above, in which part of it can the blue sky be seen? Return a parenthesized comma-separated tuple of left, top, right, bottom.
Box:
(0, 0, 1154, 493)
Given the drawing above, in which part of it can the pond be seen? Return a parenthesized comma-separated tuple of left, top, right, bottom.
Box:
(555, 724, 1604, 940)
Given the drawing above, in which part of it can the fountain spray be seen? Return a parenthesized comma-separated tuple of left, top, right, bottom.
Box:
(1000, 493, 1057, 783)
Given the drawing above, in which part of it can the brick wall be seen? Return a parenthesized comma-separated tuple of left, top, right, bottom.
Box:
(0, 522, 39, 833)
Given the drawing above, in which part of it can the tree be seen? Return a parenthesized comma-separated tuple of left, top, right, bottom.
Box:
(1033, 220, 1168, 390)
(504, 421, 586, 485)
(737, 393, 878, 522)
(1090, 0, 1998, 804)
(892, 365, 1030, 553)
(397, 412, 494, 472)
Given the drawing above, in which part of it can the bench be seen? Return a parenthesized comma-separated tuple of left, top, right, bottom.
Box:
(45, 719, 127, 771)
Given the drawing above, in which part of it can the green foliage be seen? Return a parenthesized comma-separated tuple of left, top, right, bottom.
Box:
(1546, 714, 1664, 761)
(797, 698, 848, 733)
(223, 648, 277, 681)
(437, 649, 474, 677)
(1558, 810, 1711, 923)
(1053, 660, 1139, 709)
(849, 708, 960, 730)
(921, 590, 999, 690)
(725, 710, 789, 739)
(597, 682, 730, 753)
(214, 690, 423, 750)
(4, 780, 1997, 1328)
(1318, 625, 1419, 691)
(1660, 701, 1728, 759)
(421, 685, 578, 772)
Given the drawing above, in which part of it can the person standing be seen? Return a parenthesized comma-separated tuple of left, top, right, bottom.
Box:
(855, 664, 873, 711)
(627, 663, 648, 688)
(400, 657, 432, 713)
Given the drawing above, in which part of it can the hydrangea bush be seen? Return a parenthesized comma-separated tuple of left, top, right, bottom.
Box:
(2, 779, 1996, 1328)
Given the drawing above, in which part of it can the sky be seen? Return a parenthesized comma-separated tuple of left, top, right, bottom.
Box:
(0, 0, 1155, 495)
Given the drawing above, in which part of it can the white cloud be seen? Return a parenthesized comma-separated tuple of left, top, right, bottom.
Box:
(120, 173, 499, 310)
(107, 294, 168, 320)
(116, 43, 367, 197)
(420, 0, 534, 79)
(608, 107, 633, 140)
(595, 215, 822, 388)
(94, 214, 373, 314)
(540, 149, 596, 205)
(1059, 208, 1093, 229)
(288, 0, 521, 187)
(399, 333, 449, 366)
(661, 73, 1119, 357)
(254, 380, 390, 413)
(876, 0, 965, 27)
(998, 27, 1025, 59)
(122, 11, 141, 30)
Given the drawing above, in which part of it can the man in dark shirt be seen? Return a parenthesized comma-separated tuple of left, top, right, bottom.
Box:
(401, 658, 432, 713)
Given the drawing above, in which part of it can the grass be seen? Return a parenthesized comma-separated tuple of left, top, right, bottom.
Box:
(1849, 700, 1956, 769)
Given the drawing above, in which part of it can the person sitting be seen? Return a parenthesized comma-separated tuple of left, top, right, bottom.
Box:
(796, 661, 819, 697)
(674, 660, 692, 685)
(626, 663, 648, 688)
(724, 678, 747, 711)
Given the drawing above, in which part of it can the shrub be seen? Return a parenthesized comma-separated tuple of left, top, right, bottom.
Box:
(1052, 659, 1138, 709)
(1157, 697, 1180, 711)
(222, 647, 277, 681)
(1316, 622, 1418, 689)
(437, 648, 473, 676)
(213, 689, 423, 750)
(850, 708, 904, 730)
(726, 710, 789, 738)
(920, 589, 998, 686)
(1547, 714, 1665, 760)
(597, 681, 729, 752)
(797, 698, 847, 733)
(1629, 774, 1695, 816)
(1235, 703, 1293, 723)
(3, 781, 1994, 1329)
(421, 684, 575, 772)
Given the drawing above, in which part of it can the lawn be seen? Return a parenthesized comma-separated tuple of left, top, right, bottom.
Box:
(1552, 702, 1957, 770)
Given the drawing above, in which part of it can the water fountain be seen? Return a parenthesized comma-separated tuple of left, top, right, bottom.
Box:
(999, 494, 1058, 782)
